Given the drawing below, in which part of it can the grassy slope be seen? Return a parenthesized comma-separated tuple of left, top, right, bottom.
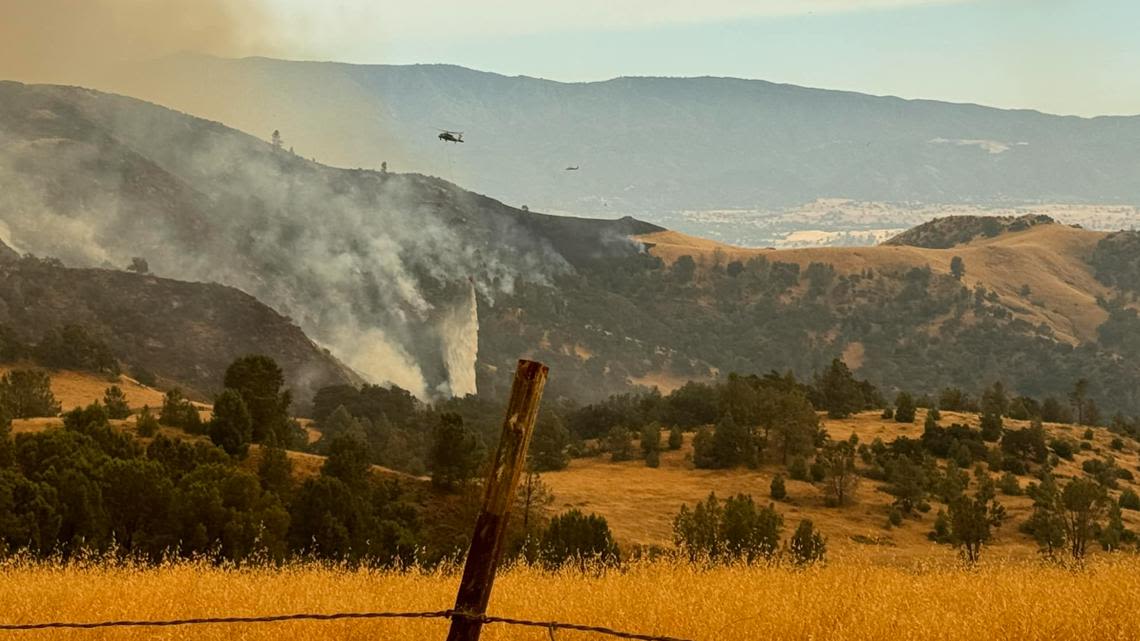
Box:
(636, 222, 1113, 345)
(544, 408, 1140, 559)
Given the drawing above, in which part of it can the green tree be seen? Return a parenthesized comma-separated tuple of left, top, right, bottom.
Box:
(667, 426, 683, 451)
(0, 370, 60, 418)
(672, 493, 782, 564)
(640, 424, 662, 460)
(770, 474, 787, 501)
(946, 479, 1006, 563)
(159, 389, 202, 433)
(429, 413, 484, 491)
(529, 417, 571, 472)
(771, 392, 822, 464)
(103, 386, 130, 420)
(1059, 477, 1107, 562)
(1099, 501, 1130, 551)
(950, 256, 965, 280)
(606, 425, 635, 462)
(819, 441, 859, 507)
(321, 434, 371, 488)
(815, 359, 865, 419)
(1070, 379, 1091, 425)
(894, 392, 916, 423)
(223, 356, 292, 445)
(134, 406, 159, 437)
(258, 442, 293, 497)
(788, 519, 826, 566)
(539, 509, 620, 569)
(1021, 474, 1066, 558)
(208, 390, 252, 458)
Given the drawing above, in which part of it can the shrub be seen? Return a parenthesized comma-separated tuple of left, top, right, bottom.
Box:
(640, 425, 661, 459)
(998, 472, 1022, 496)
(788, 456, 809, 481)
(1050, 438, 1076, 460)
(1111, 437, 1125, 451)
(810, 461, 826, 483)
(1083, 428, 1095, 441)
(672, 493, 782, 564)
(881, 407, 894, 420)
(1120, 488, 1140, 511)
(540, 509, 620, 569)
(135, 406, 159, 437)
(0, 370, 60, 418)
(667, 426, 683, 451)
(887, 507, 903, 527)
(788, 519, 826, 566)
(894, 392, 916, 423)
(645, 448, 660, 468)
(770, 474, 787, 501)
(607, 425, 636, 462)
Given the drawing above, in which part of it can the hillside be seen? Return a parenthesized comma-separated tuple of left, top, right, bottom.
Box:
(100, 55, 1140, 226)
(0, 80, 657, 400)
(544, 408, 1140, 557)
(0, 255, 358, 399)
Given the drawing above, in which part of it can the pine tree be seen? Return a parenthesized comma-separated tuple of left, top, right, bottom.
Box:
(667, 426, 683, 450)
(103, 385, 131, 419)
(894, 392, 916, 423)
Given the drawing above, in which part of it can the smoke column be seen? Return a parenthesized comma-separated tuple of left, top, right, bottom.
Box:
(439, 279, 479, 397)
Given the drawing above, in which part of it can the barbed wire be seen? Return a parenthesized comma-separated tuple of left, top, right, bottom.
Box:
(0, 608, 697, 641)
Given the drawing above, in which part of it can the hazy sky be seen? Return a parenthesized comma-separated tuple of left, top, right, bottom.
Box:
(263, 0, 1140, 116)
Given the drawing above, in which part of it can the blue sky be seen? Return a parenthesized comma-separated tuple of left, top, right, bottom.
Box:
(266, 0, 1140, 116)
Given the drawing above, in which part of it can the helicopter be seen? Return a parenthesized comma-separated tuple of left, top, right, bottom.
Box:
(565, 165, 580, 171)
(437, 130, 464, 143)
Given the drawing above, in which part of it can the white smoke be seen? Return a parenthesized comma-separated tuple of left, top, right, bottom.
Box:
(438, 279, 479, 397)
(0, 83, 570, 398)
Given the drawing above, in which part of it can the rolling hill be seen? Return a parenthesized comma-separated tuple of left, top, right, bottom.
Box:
(100, 55, 1140, 227)
(3, 80, 1140, 416)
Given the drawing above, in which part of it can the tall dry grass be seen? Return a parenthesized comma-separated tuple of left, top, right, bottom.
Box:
(1, 555, 1137, 640)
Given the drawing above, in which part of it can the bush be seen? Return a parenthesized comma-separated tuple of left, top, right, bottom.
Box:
(788, 456, 809, 481)
(1111, 437, 1125, 451)
(607, 425, 636, 462)
(887, 507, 903, 527)
(788, 519, 826, 566)
(667, 426, 683, 451)
(1120, 488, 1140, 511)
(672, 493, 782, 564)
(0, 370, 60, 418)
(998, 472, 1022, 496)
(770, 474, 787, 501)
(135, 406, 160, 437)
(881, 407, 894, 420)
(645, 448, 660, 468)
(810, 460, 826, 482)
(1083, 428, 1095, 441)
(131, 366, 158, 388)
(894, 392, 916, 423)
(540, 509, 620, 569)
(1050, 438, 1076, 460)
(640, 425, 661, 459)
(103, 385, 131, 419)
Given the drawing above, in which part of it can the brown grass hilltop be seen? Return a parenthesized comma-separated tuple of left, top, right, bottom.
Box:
(636, 221, 1112, 344)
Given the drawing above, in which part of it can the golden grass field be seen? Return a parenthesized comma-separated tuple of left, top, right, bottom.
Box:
(544, 409, 1140, 558)
(3, 556, 1140, 640)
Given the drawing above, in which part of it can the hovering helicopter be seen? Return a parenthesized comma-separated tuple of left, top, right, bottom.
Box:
(565, 165, 580, 171)
(437, 130, 464, 143)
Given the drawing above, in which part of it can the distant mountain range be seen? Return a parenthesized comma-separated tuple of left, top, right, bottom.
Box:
(94, 54, 1140, 245)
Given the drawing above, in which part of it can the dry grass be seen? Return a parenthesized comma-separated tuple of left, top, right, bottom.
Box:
(0, 366, 168, 413)
(636, 223, 1115, 343)
(3, 557, 1139, 640)
(544, 410, 1140, 558)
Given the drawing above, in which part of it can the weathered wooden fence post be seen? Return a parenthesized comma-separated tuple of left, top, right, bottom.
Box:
(446, 359, 549, 641)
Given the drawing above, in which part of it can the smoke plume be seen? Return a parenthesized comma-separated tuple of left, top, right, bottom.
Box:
(0, 83, 567, 398)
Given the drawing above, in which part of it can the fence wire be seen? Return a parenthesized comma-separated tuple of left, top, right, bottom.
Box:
(0, 609, 697, 641)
